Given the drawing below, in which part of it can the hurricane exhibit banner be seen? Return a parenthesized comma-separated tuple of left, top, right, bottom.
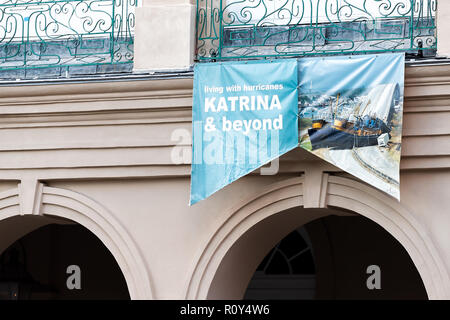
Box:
(190, 59, 299, 205)
(298, 53, 405, 200)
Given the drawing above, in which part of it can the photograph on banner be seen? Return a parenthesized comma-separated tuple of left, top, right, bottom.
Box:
(298, 53, 405, 199)
(190, 59, 299, 205)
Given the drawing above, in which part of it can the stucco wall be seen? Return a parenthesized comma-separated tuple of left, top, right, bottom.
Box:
(0, 64, 449, 299)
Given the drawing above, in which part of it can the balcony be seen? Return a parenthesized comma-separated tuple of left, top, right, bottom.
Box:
(0, 0, 138, 78)
(196, 0, 437, 60)
(0, 0, 441, 79)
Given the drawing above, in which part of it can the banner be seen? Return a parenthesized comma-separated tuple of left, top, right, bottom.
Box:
(298, 53, 405, 199)
(190, 59, 299, 205)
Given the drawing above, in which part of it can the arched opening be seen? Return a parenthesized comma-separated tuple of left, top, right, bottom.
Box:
(243, 214, 427, 300)
(190, 176, 448, 299)
(0, 216, 130, 300)
(203, 205, 431, 300)
(0, 185, 153, 299)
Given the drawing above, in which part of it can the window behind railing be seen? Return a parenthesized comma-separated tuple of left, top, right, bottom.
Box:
(196, 0, 437, 60)
(0, 0, 137, 75)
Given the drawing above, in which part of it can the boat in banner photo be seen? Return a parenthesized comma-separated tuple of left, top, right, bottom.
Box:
(304, 83, 401, 150)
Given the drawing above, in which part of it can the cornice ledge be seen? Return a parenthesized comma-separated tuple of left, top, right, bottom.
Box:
(0, 63, 449, 108)
(0, 77, 194, 102)
(405, 64, 450, 86)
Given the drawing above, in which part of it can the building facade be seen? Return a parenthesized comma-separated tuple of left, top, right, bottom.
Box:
(0, 0, 449, 300)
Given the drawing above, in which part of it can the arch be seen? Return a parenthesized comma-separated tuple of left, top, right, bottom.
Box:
(186, 175, 450, 300)
(0, 185, 153, 299)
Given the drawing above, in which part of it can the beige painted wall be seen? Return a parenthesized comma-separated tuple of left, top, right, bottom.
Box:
(0, 64, 449, 299)
(134, 0, 195, 71)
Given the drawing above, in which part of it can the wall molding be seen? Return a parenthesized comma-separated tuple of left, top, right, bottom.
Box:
(186, 175, 450, 300)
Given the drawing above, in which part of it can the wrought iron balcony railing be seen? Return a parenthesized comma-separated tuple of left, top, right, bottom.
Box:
(0, 0, 137, 75)
(196, 0, 437, 60)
